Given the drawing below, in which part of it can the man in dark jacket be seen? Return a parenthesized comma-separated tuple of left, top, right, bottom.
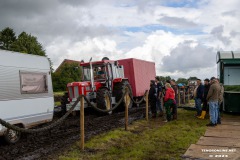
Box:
(194, 79, 204, 116)
(155, 76, 163, 116)
(149, 80, 157, 118)
(198, 78, 210, 119)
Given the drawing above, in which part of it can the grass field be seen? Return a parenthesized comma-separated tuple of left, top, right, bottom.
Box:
(54, 91, 65, 96)
(54, 101, 61, 106)
(59, 109, 209, 160)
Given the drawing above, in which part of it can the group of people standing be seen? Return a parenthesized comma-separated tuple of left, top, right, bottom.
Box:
(149, 77, 178, 122)
(148, 76, 224, 126)
(194, 77, 224, 127)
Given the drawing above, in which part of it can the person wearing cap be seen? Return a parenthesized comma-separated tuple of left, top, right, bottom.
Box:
(193, 79, 204, 116)
(198, 78, 210, 119)
(155, 76, 163, 117)
(149, 80, 157, 118)
(163, 83, 175, 122)
(206, 77, 221, 127)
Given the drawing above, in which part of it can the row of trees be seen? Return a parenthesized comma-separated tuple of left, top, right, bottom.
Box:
(0, 27, 46, 56)
(0, 27, 54, 72)
(156, 76, 199, 85)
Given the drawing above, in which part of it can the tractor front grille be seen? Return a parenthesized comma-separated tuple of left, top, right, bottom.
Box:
(74, 86, 79, 98)
(68, 87, 73, 99)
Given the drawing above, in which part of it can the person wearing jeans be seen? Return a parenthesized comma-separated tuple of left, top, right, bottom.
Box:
(194, 97, 202, 116)
(206, 77, 221, 127)
(209, 101, 218, 125)
(193, 79, 204, 116)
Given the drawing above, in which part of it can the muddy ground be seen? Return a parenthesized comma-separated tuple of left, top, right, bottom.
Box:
(0, 106, 145, 160)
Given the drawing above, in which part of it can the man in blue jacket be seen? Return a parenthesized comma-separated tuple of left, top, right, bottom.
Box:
(194, 79, 204, 116)
(149, 80, 157, 118)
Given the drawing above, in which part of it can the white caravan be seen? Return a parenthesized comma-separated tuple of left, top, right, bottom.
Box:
(0, 49, 54, 143)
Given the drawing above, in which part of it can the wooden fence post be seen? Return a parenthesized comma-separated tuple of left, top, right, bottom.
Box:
(80, 96, 84, 150)
(146, 90, 149, 121)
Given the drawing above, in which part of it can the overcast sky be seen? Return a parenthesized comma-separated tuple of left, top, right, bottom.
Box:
(1, 0, 239, 80)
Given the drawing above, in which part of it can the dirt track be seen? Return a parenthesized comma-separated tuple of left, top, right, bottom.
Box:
(0, 107, 145, 160)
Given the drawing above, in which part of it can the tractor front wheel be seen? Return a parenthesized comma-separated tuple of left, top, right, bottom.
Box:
(113, 80, 133, 112)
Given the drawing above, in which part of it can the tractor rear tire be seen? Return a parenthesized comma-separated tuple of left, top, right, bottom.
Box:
(96, 88, 112, 115)
(113, 81, 133, 112)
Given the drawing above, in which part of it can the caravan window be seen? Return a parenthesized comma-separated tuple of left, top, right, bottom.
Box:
(20, 71, 48, 94)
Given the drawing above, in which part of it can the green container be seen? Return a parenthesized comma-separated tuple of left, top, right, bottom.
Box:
(224, 91, 240, 113)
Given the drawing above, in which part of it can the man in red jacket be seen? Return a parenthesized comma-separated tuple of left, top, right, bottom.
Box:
(164, 83, 175, 122)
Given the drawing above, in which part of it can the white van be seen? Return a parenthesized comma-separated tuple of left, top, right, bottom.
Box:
(0, 49, 54, 143)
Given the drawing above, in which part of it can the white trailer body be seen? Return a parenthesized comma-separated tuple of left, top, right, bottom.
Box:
(0, 50, 54, 137)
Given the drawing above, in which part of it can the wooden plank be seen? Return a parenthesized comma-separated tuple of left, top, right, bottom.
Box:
(183, 144, 240, 160)
(205, 129, 240, 138)
(197, 136, 240, 148)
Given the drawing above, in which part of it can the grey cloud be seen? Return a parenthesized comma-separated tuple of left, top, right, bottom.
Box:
(122, 0, 198, 12)
(58, 0, 100, 7)
(211, 25, 224, 35)
(0, 0, 58, 18)
(161, 41, 215, 73)
(210, 25, 231, 45)
(230, 31, 240, 37)
(0, 0, 117, 69)
(158, 16, 199, 29)
(222, 10, 237, 16)
(135, 0, 161, 12)
(0, 0, 58, 35)
(0, 0, 115, 48)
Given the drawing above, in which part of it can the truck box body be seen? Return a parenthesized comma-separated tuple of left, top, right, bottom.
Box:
(118, 58, 156, 97)
(0, 49, 54, 135)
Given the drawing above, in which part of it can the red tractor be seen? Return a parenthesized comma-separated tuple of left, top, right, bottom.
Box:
(66, 57, 132, 113)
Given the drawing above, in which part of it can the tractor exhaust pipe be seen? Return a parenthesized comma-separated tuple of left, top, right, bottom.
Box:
(89, 57, 94, 91)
